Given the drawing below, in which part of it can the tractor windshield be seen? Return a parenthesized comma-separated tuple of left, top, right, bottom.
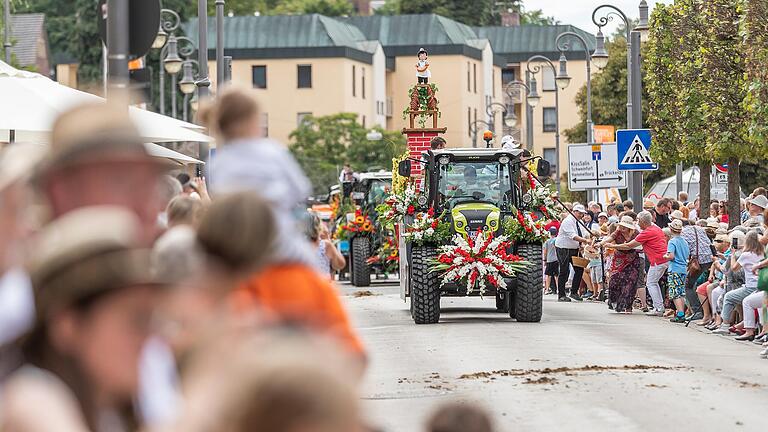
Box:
(368, 179, 391, 206)
(437, 161, 513, 208)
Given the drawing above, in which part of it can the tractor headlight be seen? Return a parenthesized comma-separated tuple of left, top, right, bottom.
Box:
(498, 155, 510, 165)
(417, 195, 428, 206)
(439, 155, 451, 165)
(489, 219, 498, 229)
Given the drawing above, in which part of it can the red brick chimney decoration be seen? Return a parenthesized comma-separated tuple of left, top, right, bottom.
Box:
(402, 57, 446, 188)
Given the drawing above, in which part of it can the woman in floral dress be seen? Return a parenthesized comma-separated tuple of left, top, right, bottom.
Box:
(598, 216, 643, 313)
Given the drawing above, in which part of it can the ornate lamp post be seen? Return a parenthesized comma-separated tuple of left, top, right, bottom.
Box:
(526, 55, 570, 193)
(503, 80, 532, 150)
(178, 59, 200, 122)
(591, 1, 649, 205)
(485, 101, 517, 134)
(555, 31, 593, 144)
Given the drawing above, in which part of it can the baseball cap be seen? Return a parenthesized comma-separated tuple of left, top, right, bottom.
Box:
(572, 204, 586, 213)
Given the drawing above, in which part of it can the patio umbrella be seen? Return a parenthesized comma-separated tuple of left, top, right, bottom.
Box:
(0, 60, 211, 144)
(144, 143, 204, 166)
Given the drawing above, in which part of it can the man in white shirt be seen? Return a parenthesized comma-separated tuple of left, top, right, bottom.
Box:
(555, 204, 592, 302)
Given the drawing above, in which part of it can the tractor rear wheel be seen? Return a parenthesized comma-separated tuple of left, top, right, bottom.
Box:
(512, 243, 543, 322)
(350, 236, 371, 287)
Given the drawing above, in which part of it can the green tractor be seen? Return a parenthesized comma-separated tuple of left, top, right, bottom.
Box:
(397, 147, 551, 324)
(338, 170, 393, 287)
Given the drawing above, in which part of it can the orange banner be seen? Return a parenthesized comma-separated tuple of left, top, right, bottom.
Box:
(593, 125, 615, 143)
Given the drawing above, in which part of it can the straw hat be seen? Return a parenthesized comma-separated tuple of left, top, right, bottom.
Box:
(669, 210, 684, 221)
(45, 103, 160, 171)
(669, 219, 684, 234)
(714, 233, 730, 243)
(748, 195, 768, 210)
(643, 199, 655, 209)
(618, 215, 635, 230)
(28, 206, 162, 320)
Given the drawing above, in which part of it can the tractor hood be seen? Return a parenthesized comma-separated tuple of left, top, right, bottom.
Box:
(451, 203, 501, 237)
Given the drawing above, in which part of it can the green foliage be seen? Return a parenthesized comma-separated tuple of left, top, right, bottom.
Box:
(519, 8, 559, 26)
(742, 0, 768, 150)
(273, 0, 353, 16)
(289, 113, 405, 194)
(563, 39, 650, 144)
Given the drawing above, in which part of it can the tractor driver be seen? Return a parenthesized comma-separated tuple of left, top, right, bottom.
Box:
(451, 166, 499, 202)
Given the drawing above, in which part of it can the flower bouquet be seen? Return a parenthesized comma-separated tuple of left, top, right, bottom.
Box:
(503, 209, 549, 244)
(376, 183, 420, 226)
(403, 208, 451, 246)
(525, 172, 560, 220)
(366, 237, 399, 274)
(432, 229, 529, 297)
(335, 209, 374, 241)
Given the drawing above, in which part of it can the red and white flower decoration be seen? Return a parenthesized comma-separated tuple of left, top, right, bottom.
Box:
(404, 207, 450, 245)
(432, 230, 529, 297)
(377, 183, 419, 225)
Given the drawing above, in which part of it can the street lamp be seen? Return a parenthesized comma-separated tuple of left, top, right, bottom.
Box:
(485, 101, 516, 132)
(178, 60, 199, 95)
(591, 28, 609, 70)
(592, 1, 648, 206)
(526, 55, 561, 193)
(163, 35, 183, 75)
(555, 53, 572, 91)
(501, 80, 533, 150)
(556, 30, 595, 144)
(152, 25, 168, 49)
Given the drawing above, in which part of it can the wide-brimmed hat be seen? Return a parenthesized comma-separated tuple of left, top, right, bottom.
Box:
(44, 103, 162, 172)
(729, 229, 746, 245)
(643, 199, 655, 209)
(572, 204, 586, 214)
(706, 220, 720, 231)
(598, 212, 608, 219)
(28, 206, 162, 320)
(714, 233, 730, 243)
(618, 215, 635, 230)
(670, 210, 684, 221)
(669, 219, 684, 234)
(749, 195, 768, 209)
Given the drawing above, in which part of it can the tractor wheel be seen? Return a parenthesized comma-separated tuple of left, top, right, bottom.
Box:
(512, 243, 543, 322)
(350, 236, 371, 287)
(411, 245, 440, 324)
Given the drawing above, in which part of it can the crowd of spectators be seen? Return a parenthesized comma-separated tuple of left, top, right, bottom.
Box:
(0, 91, 497, 432)
(550, 190, 768, 358)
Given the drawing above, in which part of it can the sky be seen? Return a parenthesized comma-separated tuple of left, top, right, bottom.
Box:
(529, 0, 673, 33)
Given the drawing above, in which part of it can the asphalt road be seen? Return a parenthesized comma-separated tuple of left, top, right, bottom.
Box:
(339, 280, 768, 432)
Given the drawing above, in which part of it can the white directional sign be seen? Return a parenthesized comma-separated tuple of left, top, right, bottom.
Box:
(568, 143, 627, 191)
(716, 172, 728, 185)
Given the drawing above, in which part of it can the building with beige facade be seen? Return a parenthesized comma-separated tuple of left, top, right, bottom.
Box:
(187, 15, 595, 181)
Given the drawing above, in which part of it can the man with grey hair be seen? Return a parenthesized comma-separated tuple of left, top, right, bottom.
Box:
(611, 210, 670, 315)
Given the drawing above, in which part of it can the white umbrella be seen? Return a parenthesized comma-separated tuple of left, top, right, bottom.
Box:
(646, 166, 743, 201)
(144, 143, 203, 166)
(0, 60, 211, 143)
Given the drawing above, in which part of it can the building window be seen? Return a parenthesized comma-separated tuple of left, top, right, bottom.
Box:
(362, 68, 365, 99)
(467, 62, 471, 92)
(467, 107, 471, 137)
(352, 65, 356, 97)
(473, 63, 477, 94)
(252, 65, 267, 89)
(543, 148, 557, 176)
(297, 112, 312, 126)
(501, 67, 515, 86)
(542, 67, 556, 92)
(362, 115, 366, 127)
(543, 107, 557, 132)
(297, 65, 312, 88)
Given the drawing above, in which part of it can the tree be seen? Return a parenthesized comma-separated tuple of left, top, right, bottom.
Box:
(273, 0, 353, 16)
(289, 113, 405, 194)
(519, 8, 559, 26)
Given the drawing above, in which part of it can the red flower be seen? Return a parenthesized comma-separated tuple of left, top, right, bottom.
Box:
(427, 207, 435, 217)
(530, 213, 538, 221)
(431, 220, 439, 229)
(488, 274, 498, 287)
(407, 205, 415, 215)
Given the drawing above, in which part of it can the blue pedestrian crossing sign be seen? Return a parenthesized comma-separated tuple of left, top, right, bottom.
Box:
(617, 129, 657, 171)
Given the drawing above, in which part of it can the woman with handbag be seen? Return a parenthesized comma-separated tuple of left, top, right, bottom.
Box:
(598, 216, 642, 314)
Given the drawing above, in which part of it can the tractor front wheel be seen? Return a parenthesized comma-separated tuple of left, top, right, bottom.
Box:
(350, 236, 371, 287)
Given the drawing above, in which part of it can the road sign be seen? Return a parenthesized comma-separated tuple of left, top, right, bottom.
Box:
(568, 143, 627, 191)
(715, 163, 728, 174)
(617, 129, 658, 171)
(593, 125, 615, 144)
(716, 172, 728, 184)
